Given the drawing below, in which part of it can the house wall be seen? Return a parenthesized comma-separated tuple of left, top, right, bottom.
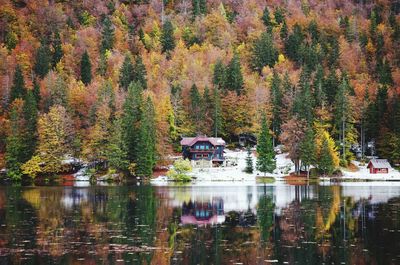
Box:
(370, 167, 389, 174)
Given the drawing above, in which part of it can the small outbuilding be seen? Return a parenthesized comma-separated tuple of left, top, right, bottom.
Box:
(367, 159, 391, 174)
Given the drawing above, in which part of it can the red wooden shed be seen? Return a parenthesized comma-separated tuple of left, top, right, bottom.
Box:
(367, 159, 391, 174)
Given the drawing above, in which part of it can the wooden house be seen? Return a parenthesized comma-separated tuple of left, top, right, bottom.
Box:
(180, 136, 225, 166)
(367, 159, 391, 174)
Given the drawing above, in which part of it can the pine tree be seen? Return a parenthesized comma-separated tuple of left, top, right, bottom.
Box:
(226, 53, 244, 95)
(5, 104, 26, 180)
(299, 127, 316, 178)
(192, 0, 201, 18)
(293, 67, 314, 125)
(9, 65, 25, 103)
(32, 79, 41, 103)
(271, 71, 282, 145)
(261, 6, 272, 29)
(285, 23, 304, 63)
(213, 59, 227, 90)
(80, 51, 92, 85)
(106, 118, 129, 171)
(212, 87, 222, 137)
(245, 145, 254, 174)
(189, 84, 203, 132)
(52, 30, 63, 67)
(122, 82, 143, 163)
(23, 90, 38, 161)
(280, 19, 288, 39)
(133, 55, 147, 89)
(34, 40, 51, 79)
(313, 64, 326, 107)
(119, 54, 134, 90)
(161, 20, 175, 54)
(324, 68, 339, 104)
(100, 16, 115, 54)
(136, 97, 157, 177)
(251, 31, 278, 73)
(318, 132, 336, 176)
(274, 7, 285, 24)
(256, 113, 276, 176)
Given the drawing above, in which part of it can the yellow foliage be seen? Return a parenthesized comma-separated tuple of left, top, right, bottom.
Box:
(21, 155, 42, 179)
(278, 54, 285, 64)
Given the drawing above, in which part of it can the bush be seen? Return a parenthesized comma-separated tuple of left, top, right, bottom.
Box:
(167, 159, 192, 182)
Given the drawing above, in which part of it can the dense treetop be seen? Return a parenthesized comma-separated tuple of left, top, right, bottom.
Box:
(1, 0, 400, 176)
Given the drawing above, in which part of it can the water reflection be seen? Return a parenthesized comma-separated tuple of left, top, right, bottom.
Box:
(0, 184, 399, 264)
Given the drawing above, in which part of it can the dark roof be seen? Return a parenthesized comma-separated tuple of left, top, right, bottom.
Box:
(367, 159, 391, 169)
(180, 136, 226, 146)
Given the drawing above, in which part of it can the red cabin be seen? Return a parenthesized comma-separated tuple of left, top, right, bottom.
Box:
(367, 159, 391, 174)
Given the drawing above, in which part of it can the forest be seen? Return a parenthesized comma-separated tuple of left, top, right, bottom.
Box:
(0, 0, 400, 180)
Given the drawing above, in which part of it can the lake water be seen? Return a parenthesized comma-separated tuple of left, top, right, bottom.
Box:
(0, 183, 399, 264)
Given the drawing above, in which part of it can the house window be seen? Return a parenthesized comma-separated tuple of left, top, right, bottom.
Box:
(200, 145, 205, 150)
(206, 145, 209, 150)
(196, 145, 199, 149)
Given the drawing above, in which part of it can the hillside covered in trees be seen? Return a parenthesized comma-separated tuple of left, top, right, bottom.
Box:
(1, 0, 400, 179)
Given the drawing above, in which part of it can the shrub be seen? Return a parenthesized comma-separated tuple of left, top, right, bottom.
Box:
(167, 159, 192, 182)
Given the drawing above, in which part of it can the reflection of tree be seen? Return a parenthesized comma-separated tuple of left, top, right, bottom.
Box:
(257, 195, 275, 242)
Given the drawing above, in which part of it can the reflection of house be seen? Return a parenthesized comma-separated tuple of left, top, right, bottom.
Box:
(180, 135, 225, 167)
(367, 159, 391, 174)
(181, 198, 225, 225)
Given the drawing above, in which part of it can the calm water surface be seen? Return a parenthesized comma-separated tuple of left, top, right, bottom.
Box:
(0, 183, 399, 264)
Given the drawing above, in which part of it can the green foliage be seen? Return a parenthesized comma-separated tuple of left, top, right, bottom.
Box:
(167, 158, 192, 182)
(299, 127, 316, 177)
(161, 20, 175, 54)
(212, 87, 222, 137)
(244, 146, 253, 174)
(192, 0, 207, 18)
(189, 84, 203, 132)
(5, 105, 25, 180)
(122, 82, 143, 162)
(119, 53, 134, 90)
(133, 55, 147, 89)
(256, 113, 276, 175)
(80, 51, 92, 85)
(261, 6, 272, 29)
(106, 118, 129, 171)
(270, 70, 282, 141)
(34, 40, 51, 79)
(213, 59, 227, 90)
(100, 16, 115, 54)
(23, 90, 38, 161)
(251, 31, 278, 73)
(317, 132, 337, 176)
(52, 30, 63, 67)
(285, 23, 304, 63)
(226, 53, 244, 95)
(136, 97, 157, 177)
(9, 65, 25, 103)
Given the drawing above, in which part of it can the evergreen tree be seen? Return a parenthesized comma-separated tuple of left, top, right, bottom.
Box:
(270, 70, 282, 145)
(313, 64, 326, 107)
(52, 30, 63, 67)
(256, 113, 276, 176)
(318, 133, 336, 176)
(32, 79, 41, 103)
(119, 54, 134, 90)
(280, 19, 288, 39)
(244, 145, 254, 174)
(212, 87, 222, 137)
(34, 40, 51, 79)
(161, 20, 175, 54)
(251, 31, 278, 73)
(23, 90, 38, 161)
(213, 59, 227, 90)
(106, 118, 129, 171)
(293, 68, 314, 125)
(324, 68, 339, 104)
(391, 96, 400, 134)
(261, 6, 272, 29)
(192, 0, 206, 18)
(80, 51, 92, 85)
(299, 126, 316, 178)
(274, 7, 285, 24)
(226, 53, 244, 95)
(189, 84, 203, 132)
(136, 97, 157, 177)
(133, 55, 147, 89)
(100, 16, 115, 54)
(9, 65, 25, 103)
(285, 23, 304, 63)
(5, 104, 26, 180)
(122, 82, 143, 163)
